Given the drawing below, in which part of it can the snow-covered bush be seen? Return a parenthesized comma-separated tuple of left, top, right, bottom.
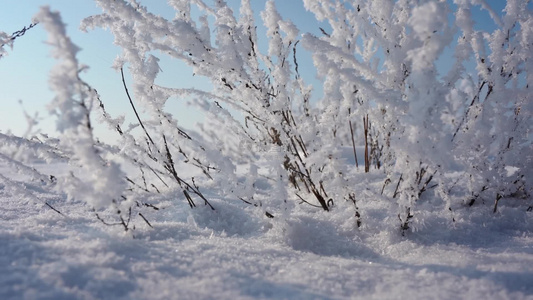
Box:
(1, 0, 531, 234)
(0, 22, 65, 213)
(300, 0, 532, 230)
(450, 0, 533, 212)
(79, 0, 354, 217)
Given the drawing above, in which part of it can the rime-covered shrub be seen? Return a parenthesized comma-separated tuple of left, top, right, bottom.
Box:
(300, 0, 532, 229)
(1, 0, 531, 233)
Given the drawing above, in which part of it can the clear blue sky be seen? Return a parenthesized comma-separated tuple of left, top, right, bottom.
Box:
(0, 0, 517, 140)
(0, 0, 325, 140)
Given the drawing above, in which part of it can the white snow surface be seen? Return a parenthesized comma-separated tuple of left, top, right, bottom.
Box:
(1, 162, 532, 300)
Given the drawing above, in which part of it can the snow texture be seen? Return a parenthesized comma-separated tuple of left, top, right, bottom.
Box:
(1, 1, 533, 299)
(1, 162, 532, 299)
(0, 164, 533, 299)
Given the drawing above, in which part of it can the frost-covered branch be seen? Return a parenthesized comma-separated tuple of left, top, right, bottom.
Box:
(34, 6, 128, 212)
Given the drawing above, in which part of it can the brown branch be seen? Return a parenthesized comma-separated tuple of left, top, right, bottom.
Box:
(45, 202, 63, 216)
(139, 213, 153, 228)
(162, 135, 215, 210)
(393, 174, 403, 198)
(452, 81, 486, 142)
(363, 114, 370, 173)
(295, 193, 323, 208)
(349, 118, 359, 169)
(121, 67, 155, 146)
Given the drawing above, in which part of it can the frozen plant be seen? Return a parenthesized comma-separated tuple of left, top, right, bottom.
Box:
(77, 0, 532, 231)
(2, 0, 531, 234)
(450, 0, 533, 212)
(34, 7, 131, 227)
(300, 0, 532, 230)
(80, 0, 352, 217)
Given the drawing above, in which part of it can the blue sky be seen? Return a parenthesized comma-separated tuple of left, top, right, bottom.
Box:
(0, 0, 325, 140)
(0, 0, 520, 140)
(1, 1, 118, 138)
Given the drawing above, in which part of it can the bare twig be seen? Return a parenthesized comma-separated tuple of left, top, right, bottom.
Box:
(452, 81, 486, 142)
(120, 67, 155, 146)
(493, 193, 502, 213)
(45, 202, 63, 216)
(295, 193, 323, 208)
(363, 115, 370, 173)
(348, 193, 362, 228)
(1, 23, 38, 58)
(349, 116, 359, 169)
(381, 178, 391, 195)
(161, 134, 215, 210)
(138, 213, 153, 228)
(393, 174, 403, 198)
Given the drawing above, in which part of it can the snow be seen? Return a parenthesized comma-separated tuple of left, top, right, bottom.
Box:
(1, 163, 532, 300)
(2, 1, 533, 299)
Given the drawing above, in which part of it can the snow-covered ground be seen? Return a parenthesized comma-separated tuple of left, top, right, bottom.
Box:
(1, 163, 532, 300)
(2, 1, 532, 299)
